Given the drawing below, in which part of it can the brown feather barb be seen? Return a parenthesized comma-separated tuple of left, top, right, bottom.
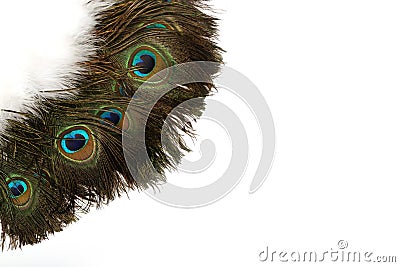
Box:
(0, 0, 222, 249)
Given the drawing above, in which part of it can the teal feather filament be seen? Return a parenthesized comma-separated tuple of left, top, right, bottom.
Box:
(119, 85, 127, 96)
(146, 23, 167, 29)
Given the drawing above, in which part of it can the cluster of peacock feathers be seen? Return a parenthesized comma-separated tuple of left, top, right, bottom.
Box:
(0, 0, 222, 249)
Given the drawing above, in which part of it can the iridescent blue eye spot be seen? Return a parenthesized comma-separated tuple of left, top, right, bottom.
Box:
(8, 180, 28, 198)
(132, 50, 156, 77)
(147, 23, 167, 29)
(100, 109, 123, 126)
(61, 129, 89, 154)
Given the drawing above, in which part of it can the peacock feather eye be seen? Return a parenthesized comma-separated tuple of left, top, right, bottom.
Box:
(57, 126, 95, 161)
(128, 45, 170, 81)
(100, 109, 122, 125)
(7, 177, 32, 208)
(98, 107, 130, 130)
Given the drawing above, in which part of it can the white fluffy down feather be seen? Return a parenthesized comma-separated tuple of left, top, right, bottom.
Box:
(0, 0, 108, 129)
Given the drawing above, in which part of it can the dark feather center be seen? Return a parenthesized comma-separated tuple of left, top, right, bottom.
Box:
(136, 55, 156, 74)
(10, 184, 24, 197)
(65, 134, 87, 152)
(104, 112, 121, 125)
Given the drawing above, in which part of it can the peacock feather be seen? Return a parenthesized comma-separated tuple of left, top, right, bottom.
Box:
(0, 0, 222, 249)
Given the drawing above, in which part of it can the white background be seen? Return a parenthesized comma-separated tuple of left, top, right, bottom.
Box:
(2, 0, 400, 266)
